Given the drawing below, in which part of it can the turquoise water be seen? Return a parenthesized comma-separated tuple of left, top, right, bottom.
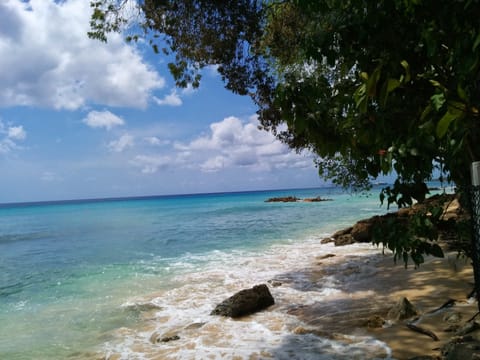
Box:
(0, 187, 389, 359)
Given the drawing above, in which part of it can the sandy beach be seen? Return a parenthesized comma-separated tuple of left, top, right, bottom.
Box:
(295, 250, 475, 359)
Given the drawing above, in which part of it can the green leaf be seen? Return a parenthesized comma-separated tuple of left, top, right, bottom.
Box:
(366, 66, 382, 97)
(436, 110, 458, 138)
(457, 85, 468, 101)
(420, 104, 432, 121)
(473, 33, 480, 51)
(400, 60, 411, 83)
(431, 93, 445, 111)
(430, 244, 444, 258)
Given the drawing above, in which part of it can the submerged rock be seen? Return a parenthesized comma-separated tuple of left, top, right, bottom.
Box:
(210, 284, 275, 318)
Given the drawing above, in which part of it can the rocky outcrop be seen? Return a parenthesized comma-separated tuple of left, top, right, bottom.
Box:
(303, 197, 333, 202)
(321, 193, 461, 247)
(265, 196, 299, 202)
(210, 284, 275, 318)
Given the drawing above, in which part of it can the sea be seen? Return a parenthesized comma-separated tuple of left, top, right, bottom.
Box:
(0, 186, 427, 359)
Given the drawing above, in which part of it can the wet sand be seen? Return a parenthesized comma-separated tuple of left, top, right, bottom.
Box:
(369, 254, 474, 359)
(298, 250, 475, 359)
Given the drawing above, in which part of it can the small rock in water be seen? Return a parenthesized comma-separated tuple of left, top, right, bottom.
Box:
(317, 253, 336, 260)
(210, 284, 274, 318)
(366, 315, 385, 328)
(150, 331, 180, 343)
(267, 279, 282, 287)
(160, 335, 180, 342)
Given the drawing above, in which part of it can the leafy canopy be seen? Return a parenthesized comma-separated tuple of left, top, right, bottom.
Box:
(90, 0, 480, 264)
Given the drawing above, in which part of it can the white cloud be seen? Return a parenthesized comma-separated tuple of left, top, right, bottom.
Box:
(0, 120, 26, 154)
(200, 155, 227, 172)
(7, 125, 26, 140)
(153, 90, 182, 106)
(144, 136, 169, 146)
(108, 134, 134, 152)
(130, 154, 171, 173)
(176, 116, 315, 173)
(0, 0, 165, 110)
(83, 110, 125, 130)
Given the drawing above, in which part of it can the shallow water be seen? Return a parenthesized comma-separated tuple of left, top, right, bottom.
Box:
(0, 186, 401, 359)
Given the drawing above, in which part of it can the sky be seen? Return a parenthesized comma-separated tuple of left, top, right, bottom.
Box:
(0, 0, 323, 203)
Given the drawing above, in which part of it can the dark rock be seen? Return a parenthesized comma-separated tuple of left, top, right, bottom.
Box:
(265, 196, 299, 203)
(351, 219, 375, 242)
(320, 237, 334, 244)
(303, 197, 333, 202)
(160, 335, 180, 342)
(388, 297, 418, 320)
(210, 284, 275, 318)
(150, 331, 180, 343)
(442, 337, 480, 360)
(267, 280, 282, 287)
(317, 253, 336, 260)
(332, 227, 353, 238)
(366, 315, 385, 328)
(334, 234, 355, 246)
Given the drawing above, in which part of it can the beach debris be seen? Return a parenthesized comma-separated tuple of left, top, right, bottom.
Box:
(210, 284, 274, 318)
(406, 323, 439, 341)
(388, 297, 418, 320)
(426, 298, 456, 315)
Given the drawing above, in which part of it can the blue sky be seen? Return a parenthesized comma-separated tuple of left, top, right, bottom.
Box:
(0, 0, 322, 203)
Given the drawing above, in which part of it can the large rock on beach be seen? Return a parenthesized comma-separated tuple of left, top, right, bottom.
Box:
(388, 297, 418, 320)
(351, 219, 376, 242)
(210, 284, 275, 318)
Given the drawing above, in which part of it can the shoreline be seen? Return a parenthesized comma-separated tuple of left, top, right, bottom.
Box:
(97, 193, 477, 359)
(99, 243, 475, 359)
(296, 250, 474, 359)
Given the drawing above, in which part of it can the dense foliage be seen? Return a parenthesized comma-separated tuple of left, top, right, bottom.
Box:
(90, 0, 480, 265)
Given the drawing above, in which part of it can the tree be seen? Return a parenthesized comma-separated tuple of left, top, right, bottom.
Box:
(89, 0, 480, 266)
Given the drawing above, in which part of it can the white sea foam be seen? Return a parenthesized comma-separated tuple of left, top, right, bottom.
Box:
(101, 237, 394, 359)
